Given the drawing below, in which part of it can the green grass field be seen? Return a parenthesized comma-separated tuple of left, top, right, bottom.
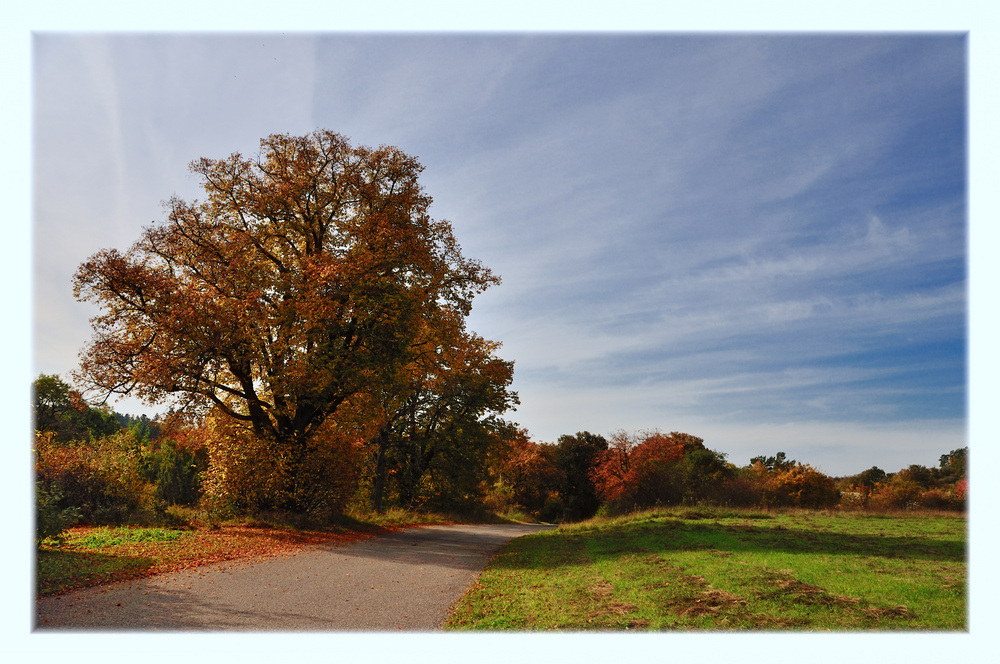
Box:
(445, 507, 966, 631)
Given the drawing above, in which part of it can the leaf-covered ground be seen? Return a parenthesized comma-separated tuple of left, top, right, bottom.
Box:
(36, 523, 395, 597)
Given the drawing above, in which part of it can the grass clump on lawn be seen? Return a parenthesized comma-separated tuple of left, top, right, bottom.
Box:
(78, 526, 187, 549)
(444, 506, 966, 631)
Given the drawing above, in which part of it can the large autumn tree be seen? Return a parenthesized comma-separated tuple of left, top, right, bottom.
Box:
(73, 131, 498, 508)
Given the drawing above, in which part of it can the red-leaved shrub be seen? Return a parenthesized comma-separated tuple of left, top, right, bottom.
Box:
(592, 430, 686, 510)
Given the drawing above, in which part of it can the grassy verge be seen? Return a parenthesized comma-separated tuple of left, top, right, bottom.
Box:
(444, 507, 966, 631)
(35, 507, 475, 597)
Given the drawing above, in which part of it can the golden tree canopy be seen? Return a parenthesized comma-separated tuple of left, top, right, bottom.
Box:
(74, 130, 498, 448)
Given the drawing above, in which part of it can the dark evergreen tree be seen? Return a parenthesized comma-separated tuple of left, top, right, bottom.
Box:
(553, 431, 608, 521)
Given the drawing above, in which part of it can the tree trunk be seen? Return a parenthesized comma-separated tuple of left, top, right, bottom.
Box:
(371, 427, 390, 513)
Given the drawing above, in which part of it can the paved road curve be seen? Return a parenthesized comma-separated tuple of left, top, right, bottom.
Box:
(35, 523, 552, 631)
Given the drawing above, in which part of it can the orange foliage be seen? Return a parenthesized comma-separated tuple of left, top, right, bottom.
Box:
(494, 429, 559, 513)
(34, 429, 148, 520)
(591, 430, 686, 508)
(866, 475, 923, 510)
(762, 464, 839, 508)
(202, 409, 362, 517)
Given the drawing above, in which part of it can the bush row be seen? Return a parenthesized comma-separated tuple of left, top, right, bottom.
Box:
(35, 416, 967, 546)
(487, 430, 967, 521)
(33, 427, 204, 542)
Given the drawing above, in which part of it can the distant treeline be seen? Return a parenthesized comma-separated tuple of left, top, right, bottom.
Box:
(33, 373, 967, 545)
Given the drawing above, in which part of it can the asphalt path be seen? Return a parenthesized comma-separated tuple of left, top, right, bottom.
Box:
(35, 523, 552, 631)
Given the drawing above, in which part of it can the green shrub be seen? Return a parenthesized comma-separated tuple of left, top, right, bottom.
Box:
(142, 440, 203, 505)
(553, 432, 608, 521)
(35, 482, 81, 545)
(677, 447, 734, 503)
(713, 474, 764, 507)
(538, 494, 565, 522)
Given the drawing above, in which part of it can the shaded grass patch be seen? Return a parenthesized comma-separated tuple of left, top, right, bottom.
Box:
(37, 548, 156, 596)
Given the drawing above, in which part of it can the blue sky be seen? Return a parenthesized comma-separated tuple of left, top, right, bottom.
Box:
(30, 32, 968, 476)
